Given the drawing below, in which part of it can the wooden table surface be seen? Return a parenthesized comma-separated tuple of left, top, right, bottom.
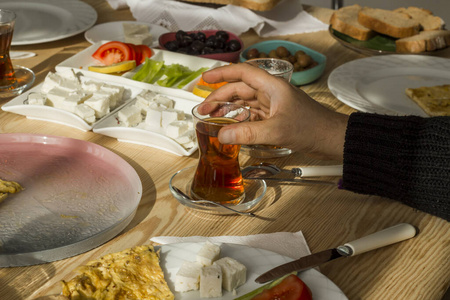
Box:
(1, 1, 449, 299)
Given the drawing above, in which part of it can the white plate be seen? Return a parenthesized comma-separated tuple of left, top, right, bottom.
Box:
(3, 0, 97, 46)
(328, 55, 450, 116)
(0, 133, 142, 267)
(159, 242, 348, 300)
(84, 21, 169, 48)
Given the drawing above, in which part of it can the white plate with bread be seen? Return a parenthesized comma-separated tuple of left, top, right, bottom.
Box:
(329, 4, 450, 55)
(328, 55, 450, 117)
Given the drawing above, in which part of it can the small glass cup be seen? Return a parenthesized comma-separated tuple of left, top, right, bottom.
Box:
(244, 58, 294, 158)
(191, 102, 250, 205)
(0, 10, 17, 91)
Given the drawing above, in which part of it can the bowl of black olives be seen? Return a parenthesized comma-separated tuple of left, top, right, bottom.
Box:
(239, 40, 327, 86)
(159, 30, 244, 62)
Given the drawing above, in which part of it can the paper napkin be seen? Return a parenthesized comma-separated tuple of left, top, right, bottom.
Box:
(150, 231, 311, 259)
(106, 0, 328, 37)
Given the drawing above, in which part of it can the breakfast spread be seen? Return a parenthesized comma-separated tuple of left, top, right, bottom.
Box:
(174, 241, 247, 297)
(330, 4, 449, 53)
(61, 245, 174, 300)
(0, 178, 23, 204)
(405, 84, 450, 116)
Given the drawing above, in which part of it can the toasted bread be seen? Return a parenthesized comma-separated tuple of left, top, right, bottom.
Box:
(396, 30, 450, 53)
(179, 0, 281, 11)
(394, 7, 445, 31)
(330, 4, 375, 41)
(358, 7, 421, 38)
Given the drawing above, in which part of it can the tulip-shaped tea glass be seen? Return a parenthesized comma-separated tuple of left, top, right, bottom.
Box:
(0, 9, 34, 98)
(191, 102, 250, 205)
(243, 58, 294, 158)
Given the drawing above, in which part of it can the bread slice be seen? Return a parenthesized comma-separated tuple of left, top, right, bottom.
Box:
(394, 7, 445, 31)
(358, 7, 421, 38)
(405, 85, 450, 116)
(396, 30, 450, 53)
(330, 4, 375, 41)
(179, 0, 281, 11)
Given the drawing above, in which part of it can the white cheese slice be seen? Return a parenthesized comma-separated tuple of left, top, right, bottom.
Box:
(214, 257, 247, 292)
(145, 105, 164, 128)
(27, 93, 46, 105)
(200, 264, 223, 298)
(84, 95, 110, 118)
(125, 33, 153, 45)
(118, 105, 142, 127)
(75, 104, 96, 123)
(175, 261, 203, 292)
(123, 23, 149, 35)
(82, 80, 103, 92)
(153, 94, 175, 109)
(99, 84, 124, 108)
(166, 121, 189, 140)
(175, 129, 196, 145)
(196, 241, 221, 267)
(161, 108, 185, 128)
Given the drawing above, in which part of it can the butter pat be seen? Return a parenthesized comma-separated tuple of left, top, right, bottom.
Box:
(175, 261, 203, 292)
(214, 257, 247, 292)
(197, 241, 221, 266)
(200, 264, 222, 298)
(118, 105, 142, 127)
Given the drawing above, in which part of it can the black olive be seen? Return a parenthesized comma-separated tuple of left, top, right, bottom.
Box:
(187, 48, 200, 55)
(164, 40, 179, 51)
(215, 30, 229, 41)
(191, 40, 205, 52)
(195, 32, 206, 42)
(175, 30, 187, 42)
(226, 40, 241, 52)
(213, 39, 225, 50)
(205, 35, 216, 48)
(179, 35, 193, 47)
(189, 33, 197, 40)
(177, 47, 189, 54)
(201, 47, 214, 55)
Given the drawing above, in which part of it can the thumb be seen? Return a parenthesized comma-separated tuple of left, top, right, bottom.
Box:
(218, 121, 269, 145)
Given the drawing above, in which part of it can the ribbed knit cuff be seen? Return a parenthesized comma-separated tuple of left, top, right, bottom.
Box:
(342, 112, 450, 221)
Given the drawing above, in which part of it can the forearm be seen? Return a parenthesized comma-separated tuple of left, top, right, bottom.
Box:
(342, 112, 450, 221)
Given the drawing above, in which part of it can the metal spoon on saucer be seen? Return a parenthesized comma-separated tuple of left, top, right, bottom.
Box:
(172, 186, 256, 217)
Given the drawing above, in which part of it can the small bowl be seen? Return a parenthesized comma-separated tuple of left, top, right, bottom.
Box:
(239, 40, 327, 86)
(159, 30, 244, 63)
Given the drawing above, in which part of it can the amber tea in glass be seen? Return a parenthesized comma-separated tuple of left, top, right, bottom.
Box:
(0, 10, 17, 91)
(191, 102, 250, 204)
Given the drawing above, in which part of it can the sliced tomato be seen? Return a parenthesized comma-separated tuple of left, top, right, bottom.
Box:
(252, 275, 312, 300)
(136, 44, 152, 65)
(92, 41, 135, 65)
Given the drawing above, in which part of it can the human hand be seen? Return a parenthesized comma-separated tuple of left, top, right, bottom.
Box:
(202, 63, 348, 161)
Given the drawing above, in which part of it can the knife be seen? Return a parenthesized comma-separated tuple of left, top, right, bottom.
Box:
(255, 223, 418, 283)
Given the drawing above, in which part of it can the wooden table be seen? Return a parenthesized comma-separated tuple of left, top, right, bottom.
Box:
(1, 1, 449, 299)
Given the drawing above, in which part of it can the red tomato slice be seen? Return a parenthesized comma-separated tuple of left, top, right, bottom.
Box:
(132, 44, 143, 66)
(252, 275, 312, 300)
(137, 44, 152, 65)
(92, 41, 134, 65)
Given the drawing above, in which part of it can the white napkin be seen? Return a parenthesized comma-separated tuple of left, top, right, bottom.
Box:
(107, 0, 328, 37)
(150, 231, 311, 259)
(107, 0, 129, 10)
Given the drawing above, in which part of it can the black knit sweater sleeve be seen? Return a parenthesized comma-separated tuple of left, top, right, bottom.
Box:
(342, 112, 450, 221)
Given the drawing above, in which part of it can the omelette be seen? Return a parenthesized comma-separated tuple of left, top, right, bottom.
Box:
(61, 245, 174, 300)
(0, 178, 23, 204)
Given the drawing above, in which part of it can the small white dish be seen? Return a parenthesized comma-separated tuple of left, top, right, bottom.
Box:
(169, 166, 267, 214)
(160, 242, 348, 299)
(84, 21, 169, 48)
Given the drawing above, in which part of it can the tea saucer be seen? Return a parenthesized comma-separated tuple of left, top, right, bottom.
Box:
(169, 166, 267, 215)
(0, 65, 35, 99)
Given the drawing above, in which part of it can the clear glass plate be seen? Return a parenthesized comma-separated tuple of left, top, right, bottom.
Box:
(169, 166, 267, 215)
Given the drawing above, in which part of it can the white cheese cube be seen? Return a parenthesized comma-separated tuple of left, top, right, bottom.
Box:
(166, 121, 189, 140)
(161, 109, 185, 128)
(41, 72, 62, 94)
(174, 261, 203, 292)
(134, 95, 157, 115)
(101, 83, 124, 108)
(145, 106, 164, 128)
(82, 80, 103, 92)
(137, 90, 158, 101)
(196, 241, 221, 267)
(46, 87, 71, 107)
(57, 68, 80, 82)
(84, 96, 110, 118)
(153, 94, 175, 109)
(200, 264, 222, 298)
(75, 104, 96, 123)
(214, 257, 247, 292)
(175, 129, 196, 145)
(27, 93, 46, 105)
(125, 33, 153, 45)
(118, 105, 142, 127)
(61, 93, 84, 113)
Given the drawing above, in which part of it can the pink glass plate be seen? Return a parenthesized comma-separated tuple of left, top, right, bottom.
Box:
(0, 133, 142, 267)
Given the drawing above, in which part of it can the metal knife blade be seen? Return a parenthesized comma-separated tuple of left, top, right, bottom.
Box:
(255, 223, 419, 283)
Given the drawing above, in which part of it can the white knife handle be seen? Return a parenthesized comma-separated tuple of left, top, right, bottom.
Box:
(344, 223, 418, 256)
(296, 165, 343, 177)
